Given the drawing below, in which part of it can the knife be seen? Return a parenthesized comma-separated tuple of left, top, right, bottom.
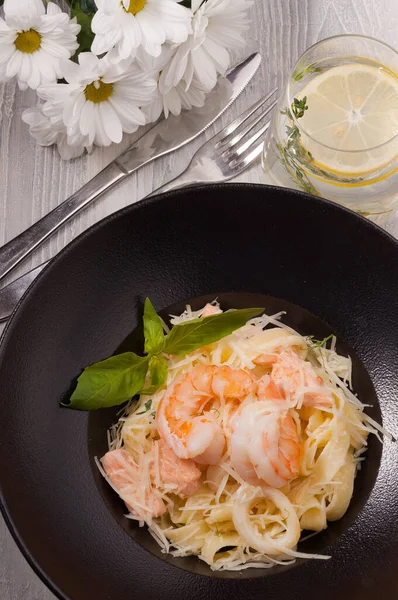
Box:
(0, 53, 261, 283)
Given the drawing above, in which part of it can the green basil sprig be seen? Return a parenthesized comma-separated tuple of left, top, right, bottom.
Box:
(63, 300, 263, 411)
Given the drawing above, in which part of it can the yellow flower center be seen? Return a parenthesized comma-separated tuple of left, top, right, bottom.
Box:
(14, 29, 42, 54)
(84, 80, 114, 104)
(123, 0, 146, 15)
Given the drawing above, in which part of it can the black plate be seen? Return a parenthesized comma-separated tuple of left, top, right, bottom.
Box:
(0, 184, 397, 600)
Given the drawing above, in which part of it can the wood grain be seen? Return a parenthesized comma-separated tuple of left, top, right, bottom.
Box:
(1, 1, 398, 597)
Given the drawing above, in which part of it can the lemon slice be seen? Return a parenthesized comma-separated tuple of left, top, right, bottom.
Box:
(297, 63, 398, 175)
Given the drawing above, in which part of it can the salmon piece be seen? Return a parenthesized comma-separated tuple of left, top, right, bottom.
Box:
(150, 440, 201, 498)
(257, 374, 284, 401)
(272, 351, 333, 408)
(256, 351, 333, 408)
(102, 449, 166, 519)
(201, 304, 222, 317)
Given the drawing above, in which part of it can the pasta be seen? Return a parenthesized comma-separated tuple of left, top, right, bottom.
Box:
(98, 304, 385, 571)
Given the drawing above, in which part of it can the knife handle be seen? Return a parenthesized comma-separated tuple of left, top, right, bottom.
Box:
(0, 162, 125, 282)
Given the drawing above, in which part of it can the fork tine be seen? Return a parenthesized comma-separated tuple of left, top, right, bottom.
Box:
(215, 87, 278, 147)
(222, 99, 277, 158)
(228, 120, 271, 161)
(232, 141, 265, 171)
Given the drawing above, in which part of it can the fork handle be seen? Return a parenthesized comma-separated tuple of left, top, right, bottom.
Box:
(150, 154, 222, 196)
(0, 162, 125, 282)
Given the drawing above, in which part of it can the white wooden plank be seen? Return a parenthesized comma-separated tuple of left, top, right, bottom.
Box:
(0, 1, 397, 597)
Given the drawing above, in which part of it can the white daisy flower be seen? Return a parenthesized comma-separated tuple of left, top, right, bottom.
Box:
(37, 53, 157, 147)
(161, 0, 252, 93)
(22, 105, 91, 161)
(0, 0, 80, 90)
(150, 78, 207, 121)
(137, 46, 206, 122)
(91, 0, 192, 61)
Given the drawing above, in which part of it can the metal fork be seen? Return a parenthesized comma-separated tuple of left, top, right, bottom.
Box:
(152, 89, 277, 195)
(0, 92, 277, 322)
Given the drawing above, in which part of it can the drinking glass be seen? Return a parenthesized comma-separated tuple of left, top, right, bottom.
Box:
(262, 35, 398, 217)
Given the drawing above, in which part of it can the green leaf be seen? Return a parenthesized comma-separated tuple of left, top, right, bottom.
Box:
(143, 298, 165, 355)
(80, 0, 97, 12)
(63, 352, 149, 410)
(140, 386, 161, 396)
(163, 308, 264, 356)
(70, 0, 96, 14)
(148, 354, 168, 387)
(63, 302, 265, 412)
(70, 1, 95, 54)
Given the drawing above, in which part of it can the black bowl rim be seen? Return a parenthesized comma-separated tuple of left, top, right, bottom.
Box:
(1, 182, 398, 600)
(3, 182, 398, 338)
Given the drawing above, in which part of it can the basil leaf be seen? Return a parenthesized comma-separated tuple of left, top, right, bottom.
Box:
(140, 386, 160, 396)
(149, 354, 168, 387)
(63, 352, 149, 410)
(143, 298, 165, 354)
(164, 308, 264, 356)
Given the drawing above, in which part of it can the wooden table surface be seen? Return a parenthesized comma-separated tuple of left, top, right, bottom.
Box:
(1, 1, 398, 598)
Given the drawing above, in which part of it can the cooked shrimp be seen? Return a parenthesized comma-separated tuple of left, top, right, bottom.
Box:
(229, 411, 263, 487)
(149, 440, 201, 498)
(157, 365, 255, 464)
(230, 402, 301, 488)
(256, 350, 333, 408)
(102, 449, 166, 519)
(212, 366, 255, 399)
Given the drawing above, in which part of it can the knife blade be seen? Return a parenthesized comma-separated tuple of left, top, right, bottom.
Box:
(0, 53, 261, 283)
